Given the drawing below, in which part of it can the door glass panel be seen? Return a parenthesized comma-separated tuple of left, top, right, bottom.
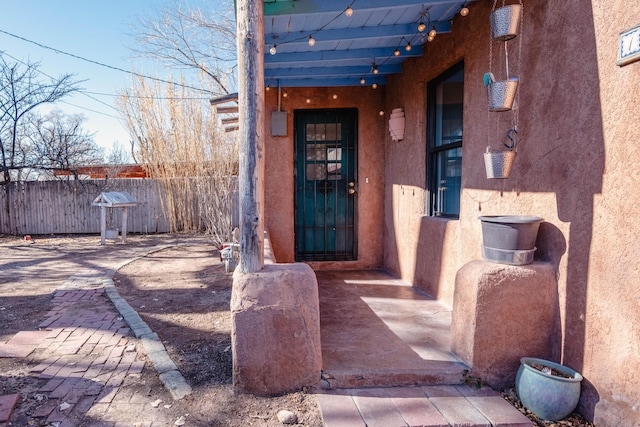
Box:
(306, 144, 327, 161)
(306, 163, 326, 180)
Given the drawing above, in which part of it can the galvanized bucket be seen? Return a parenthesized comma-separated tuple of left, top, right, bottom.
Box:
(490, 4, 522, 41)
(488, 79, 518, 112)
(484, 149, 516, 179)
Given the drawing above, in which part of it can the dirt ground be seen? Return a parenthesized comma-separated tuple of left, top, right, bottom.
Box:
(0, 234, 322, 427)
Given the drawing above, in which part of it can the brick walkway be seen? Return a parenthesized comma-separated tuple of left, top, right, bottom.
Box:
(0, 269, 190, 426)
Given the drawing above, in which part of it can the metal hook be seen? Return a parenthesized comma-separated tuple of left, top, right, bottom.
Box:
(504, 128, 518, 150)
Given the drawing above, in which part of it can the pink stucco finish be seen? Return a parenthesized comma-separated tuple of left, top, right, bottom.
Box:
(260, 1, 640, 424)
(451, 260, 557, 388)
(263, 86, 385, 269)
(381, 1, 640, 425)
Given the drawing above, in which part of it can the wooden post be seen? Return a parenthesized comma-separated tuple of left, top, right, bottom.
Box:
(100, 205, 106, 246)
(237, 0, 265, 273)
(121, 206, 128, 244)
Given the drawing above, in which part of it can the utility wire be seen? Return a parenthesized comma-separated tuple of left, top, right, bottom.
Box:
(0, 28, 224, 96)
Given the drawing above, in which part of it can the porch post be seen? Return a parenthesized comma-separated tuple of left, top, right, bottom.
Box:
(236, 0, 265, 273)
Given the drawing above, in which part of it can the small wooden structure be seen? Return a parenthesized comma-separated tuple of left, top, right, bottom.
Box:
(92, 191, 138, 245)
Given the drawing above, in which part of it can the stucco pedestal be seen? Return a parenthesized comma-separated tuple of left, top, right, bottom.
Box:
(451, 260, 557, 388)
(231, 263, 322, 395)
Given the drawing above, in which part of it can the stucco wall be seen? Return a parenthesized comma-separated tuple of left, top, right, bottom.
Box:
(383, 0, 640, 424)
(263, 86, 385, 269)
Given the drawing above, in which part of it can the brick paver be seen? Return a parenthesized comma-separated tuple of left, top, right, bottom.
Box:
(0, 257, 192, 426)
(316, 385, 533, 427)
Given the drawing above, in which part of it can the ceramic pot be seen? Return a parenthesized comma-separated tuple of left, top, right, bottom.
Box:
(516, 357, 583, 421)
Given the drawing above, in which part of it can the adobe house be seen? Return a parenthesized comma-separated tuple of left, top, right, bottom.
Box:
(230, 1, 640, 426)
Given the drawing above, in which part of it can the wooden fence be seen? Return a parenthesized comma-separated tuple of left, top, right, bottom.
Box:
(0, 179, 172, 235)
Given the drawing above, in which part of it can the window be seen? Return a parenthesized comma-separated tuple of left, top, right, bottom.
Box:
(427, 62, 464, 217)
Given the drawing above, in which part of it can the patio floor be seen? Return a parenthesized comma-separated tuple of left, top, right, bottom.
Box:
(316, 269, 468, 389)
(314, 270, 533, 427)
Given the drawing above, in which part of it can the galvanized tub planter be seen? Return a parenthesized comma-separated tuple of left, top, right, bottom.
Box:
(479, 215, 543, 265)
(516, 357, 583, 421)
(484, 148, 516, 179)
(487, 78, 519, 112)
(490, 4, 522, 41)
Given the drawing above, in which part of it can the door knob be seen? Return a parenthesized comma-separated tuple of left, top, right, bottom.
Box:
(348, 188, 356, 195)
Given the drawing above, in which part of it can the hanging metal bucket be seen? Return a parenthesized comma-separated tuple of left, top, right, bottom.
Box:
(490, 4, 522, 41)
(484, 149, 516, 179)
(488, 79, 519, 112)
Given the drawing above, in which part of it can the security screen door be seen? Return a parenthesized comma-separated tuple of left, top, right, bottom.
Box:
(294, 109, 357, 261)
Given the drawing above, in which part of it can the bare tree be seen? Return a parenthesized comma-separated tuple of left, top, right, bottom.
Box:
(25, 110, 103, 180)
(0, 54, 81, 183)
(130, 0, 236, 94)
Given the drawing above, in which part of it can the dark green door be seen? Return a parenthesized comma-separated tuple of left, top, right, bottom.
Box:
(295, 109, 357, 261)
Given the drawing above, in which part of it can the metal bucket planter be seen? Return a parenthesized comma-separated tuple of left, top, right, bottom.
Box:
(516, 357, 583, 421)
(488, 79, 519, 112)
(484, 148, 516, 179)
(478, 215, 543, 265)
(491, 4, 522, 41)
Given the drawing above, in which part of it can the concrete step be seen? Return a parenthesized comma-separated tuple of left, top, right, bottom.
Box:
(321, 360, 469, 389)
(315, 385, 533, 427)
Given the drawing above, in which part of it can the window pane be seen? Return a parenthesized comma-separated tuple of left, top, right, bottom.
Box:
(306, 164, 326, 180)
(428, 63, 463, 217)
(434, 148, 462, 216)
(435, 70, 464, 148)
(306, 144, 326, 161)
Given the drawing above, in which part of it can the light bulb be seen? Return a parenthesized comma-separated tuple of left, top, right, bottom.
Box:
(306, 97, 311, 104)
(394, 48, 400, 56)
(372, 83, 378, 89)
(429, 27, 437, 38)
(269, 45, 277, 55)
(373, 65, 379, 74)
(460, 6, 469, 16)
(345, 6, 353, 17)
(428, 34, 435, 42)
(360, 78, 366, 85)
(308, 35, 316, 47)
(283, 91, 288, 98)
(379, 110, 385, 116)
(417, 22, 426, 32)
(332, 93, 338, 100)
(405, 42, 412, 51)
(266, 86, 270, 91)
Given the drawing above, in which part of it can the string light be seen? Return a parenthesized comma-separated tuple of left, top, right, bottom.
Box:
(379, 110, 385, 116)
(405, 41, 412, 51)
(360, 77, 366, 85)
(345, 6, 353, 17)
(417, 22, 426, 32)
(308, 35, 316, 47)
(372, 83, 378, 89)
(429, 27, 437, 38)
(269, 45, 277, 55)
(394, 48, 400, 56)
(372, 64, 379, 74)
(306, 97, 311, 104)
(332, 93, 338, 99)
(460, 4, 469, 16)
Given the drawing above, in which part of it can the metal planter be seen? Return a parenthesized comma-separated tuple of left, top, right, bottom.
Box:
(490, 4, 522, 41)
(488, 79, 519, 112)
(484, 149, 516, 179)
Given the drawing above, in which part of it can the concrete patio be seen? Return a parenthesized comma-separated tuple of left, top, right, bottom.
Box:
(314, 269, 532, 426)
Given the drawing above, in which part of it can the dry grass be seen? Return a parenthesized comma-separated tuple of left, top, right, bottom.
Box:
(118, 75, 238, 245)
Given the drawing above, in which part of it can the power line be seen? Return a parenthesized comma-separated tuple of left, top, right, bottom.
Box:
(0, 28, 225, 96)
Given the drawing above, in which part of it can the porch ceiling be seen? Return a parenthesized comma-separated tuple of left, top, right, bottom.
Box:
(263, 0, 476, 87)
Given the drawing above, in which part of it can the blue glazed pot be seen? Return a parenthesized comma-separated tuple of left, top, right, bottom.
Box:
(516, 357, 583, 421)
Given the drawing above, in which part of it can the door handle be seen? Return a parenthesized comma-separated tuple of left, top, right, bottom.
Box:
(348, 181, 356, 195)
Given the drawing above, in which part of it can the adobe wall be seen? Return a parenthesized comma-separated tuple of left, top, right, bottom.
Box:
(384, 0, 640, 425)
(263, 86, 385, 269)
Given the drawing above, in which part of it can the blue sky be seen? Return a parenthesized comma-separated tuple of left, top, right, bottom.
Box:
(0, 1, 217, 156)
